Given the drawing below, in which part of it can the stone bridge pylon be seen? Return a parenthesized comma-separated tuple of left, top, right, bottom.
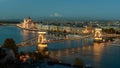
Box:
(37, 32, 48, 53)
(94, 28, 103, 42)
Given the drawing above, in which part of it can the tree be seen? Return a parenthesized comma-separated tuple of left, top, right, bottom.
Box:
(2, 38, 18, 56)
(74, 58, 85, 68)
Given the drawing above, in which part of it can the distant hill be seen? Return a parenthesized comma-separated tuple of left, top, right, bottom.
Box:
(0, 20, 20, 24)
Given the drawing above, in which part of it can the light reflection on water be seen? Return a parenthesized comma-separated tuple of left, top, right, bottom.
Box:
(17, 29, 120, 68)
(0, 26, 37, 44)
(0, 26, 120, 68)
(48, 42, 120, 68)
(48, 39, 93, 63)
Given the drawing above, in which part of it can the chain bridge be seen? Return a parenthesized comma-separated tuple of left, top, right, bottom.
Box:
(16, 31, 92, 47)
(16, 28, 120, 47)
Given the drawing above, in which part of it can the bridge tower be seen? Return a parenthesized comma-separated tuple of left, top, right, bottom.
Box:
(94, 28, 103, 42)
(37, 32, 48, 55)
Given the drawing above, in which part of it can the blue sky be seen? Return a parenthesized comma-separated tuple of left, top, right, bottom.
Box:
(0, 0, 120, 20)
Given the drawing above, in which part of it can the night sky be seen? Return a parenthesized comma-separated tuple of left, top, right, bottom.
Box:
(0, 0, 120, 20)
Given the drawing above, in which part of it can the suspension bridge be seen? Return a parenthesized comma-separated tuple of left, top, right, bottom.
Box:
(16, 28, 120, 47)
(16, 32, 92, 47)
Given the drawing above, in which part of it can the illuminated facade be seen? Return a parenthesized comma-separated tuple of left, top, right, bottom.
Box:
(17, 17, 37, 29)
(82, 26, 93, 34)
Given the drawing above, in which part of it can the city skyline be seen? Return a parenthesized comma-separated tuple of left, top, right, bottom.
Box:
(0, 0, 120, 20)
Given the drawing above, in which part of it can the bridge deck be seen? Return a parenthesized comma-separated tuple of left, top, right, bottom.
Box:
(17, 34, 120, 47)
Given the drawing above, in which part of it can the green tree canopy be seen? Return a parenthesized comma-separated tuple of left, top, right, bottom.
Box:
(2, 38, 18, 56)
(74, 58, 85, 68)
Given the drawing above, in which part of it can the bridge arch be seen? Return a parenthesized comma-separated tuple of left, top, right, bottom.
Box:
(94, 28, 103, 42)
(37, 32, 48, 54)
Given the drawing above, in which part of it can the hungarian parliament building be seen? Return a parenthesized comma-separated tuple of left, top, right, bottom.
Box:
(17, 17, 37, 30)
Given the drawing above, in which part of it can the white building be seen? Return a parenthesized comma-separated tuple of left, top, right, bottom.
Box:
(18, 17, 37, 29)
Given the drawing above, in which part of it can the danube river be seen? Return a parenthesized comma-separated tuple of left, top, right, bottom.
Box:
(0, 25, 120, 68)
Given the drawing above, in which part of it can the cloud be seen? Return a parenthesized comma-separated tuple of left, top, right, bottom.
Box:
(50, 12, 62, 17)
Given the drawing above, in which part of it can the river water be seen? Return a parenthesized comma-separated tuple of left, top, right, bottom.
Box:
(0, 25, 120, 68)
